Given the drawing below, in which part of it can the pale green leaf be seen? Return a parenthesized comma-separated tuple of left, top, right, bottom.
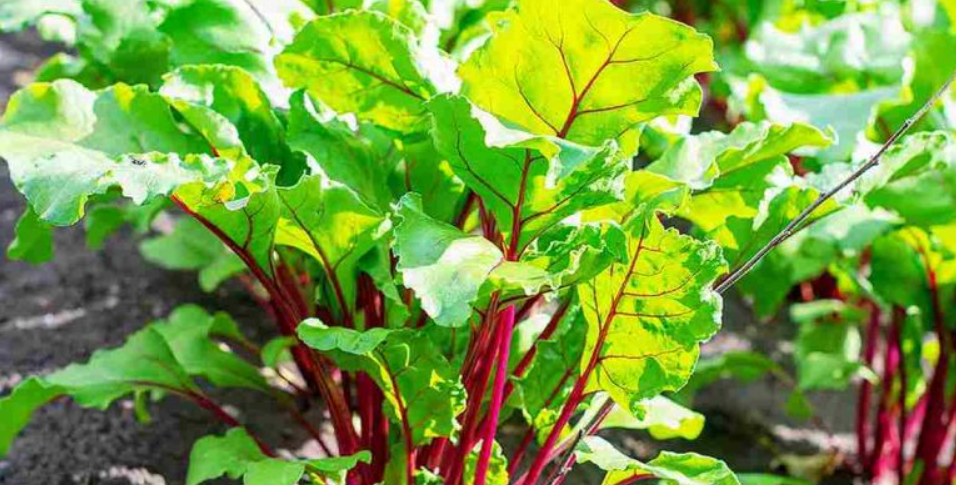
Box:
(600, 395, 705, 441)
(286, 90, 394, 210)
(576, 436, 740, 485)
(393, 193, 502, 327)
(0, 80, 227, 226)
(45, 326, 197, 408)
(277, 11, 441, 132)
(578, 214, 725, 414)
(459, 0, 716, 155)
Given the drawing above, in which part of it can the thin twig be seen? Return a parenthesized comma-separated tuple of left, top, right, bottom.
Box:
(715, 68, 956, 294)
(239, 0, 275, 38)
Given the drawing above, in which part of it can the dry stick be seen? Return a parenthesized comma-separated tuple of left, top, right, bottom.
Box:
(715, 68, 956, 295)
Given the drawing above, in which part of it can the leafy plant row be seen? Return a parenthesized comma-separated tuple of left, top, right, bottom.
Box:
(0, 0, 953, 485)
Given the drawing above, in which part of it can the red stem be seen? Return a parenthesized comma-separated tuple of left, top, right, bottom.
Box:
(520, 226, 649, 485)
(508, 366, 575, 475)
(895, 308, 908, 485)
(857, 303, 881, 470)
(869, 308, 902, 480)
(473, 305, 516, 485)
(915, 259, 951, 485)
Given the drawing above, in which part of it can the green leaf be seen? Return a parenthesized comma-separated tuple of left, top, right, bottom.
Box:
(428, 94, 627, 249)
(463, 439, 509, 485)
(868, 229, 936, 316)
(737, 474, 813, 485)
(716, 187, 839, 283)
(736, 203, 898, 317)
(514, 309, 586, 429)
(393, 193, 503, 327)
(187, 428, 372, 485)
(160, 65, 304, 184)
(174, 172, 280, 277)
(732, 75, 897, 164)
(77, 0, 172, 85)
(578, 214, 726, 414)
(187, 428, 267, 485)
(0, 378, 62, 457)
(860, 132, 956, 227)
(519, 222, 628, 291)
(791, 300, 866, 391)
(742, 8, 910, 93)
(0, 80, 226, 226)
(648, 121, 832, 190)
(275, 172, 386, 309)
(576, 436, 740, 485)
(157, 0, 274, 86)
(276, 11, 443, 132)
(683, 351, 781, 397)
(45, 325, 197, 408)
(600, 396, 705, 441)
(877, 29, 956, 134)
(261, 336, 296, 368)
(7, 207, 54, 264)
(152, 305, 271, 393)
(298, 321, 466, 444)
(243, 460, 307, 485)
(459, 0, 717, 155)
(140, 217, 245, 292)
(286, 90, 394, 209)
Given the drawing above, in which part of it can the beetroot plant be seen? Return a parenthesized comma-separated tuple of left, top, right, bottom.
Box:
(0, 1, 947, 484)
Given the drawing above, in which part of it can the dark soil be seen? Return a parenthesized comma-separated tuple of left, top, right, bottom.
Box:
(0, 33, 857, 485)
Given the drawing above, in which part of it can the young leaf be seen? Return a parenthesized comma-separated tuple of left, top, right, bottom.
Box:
(174, 173, 281, 277)
(393, 193, 502, 327)
(576, 436, 740, 485)
(578, 213, 726, 414)
(648, 121, 832, 191)
(458, 0, 717, 155)
(514, 310, 586, 431)
(428, 94, 627, 250)
(156, 0, 275, 87)
(298, 320, 467, 444)
(732, 76, 898, 164)
(189, 427, 372, 485)
(187, 428, 267, 485)
(276, 11, 441, 132)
